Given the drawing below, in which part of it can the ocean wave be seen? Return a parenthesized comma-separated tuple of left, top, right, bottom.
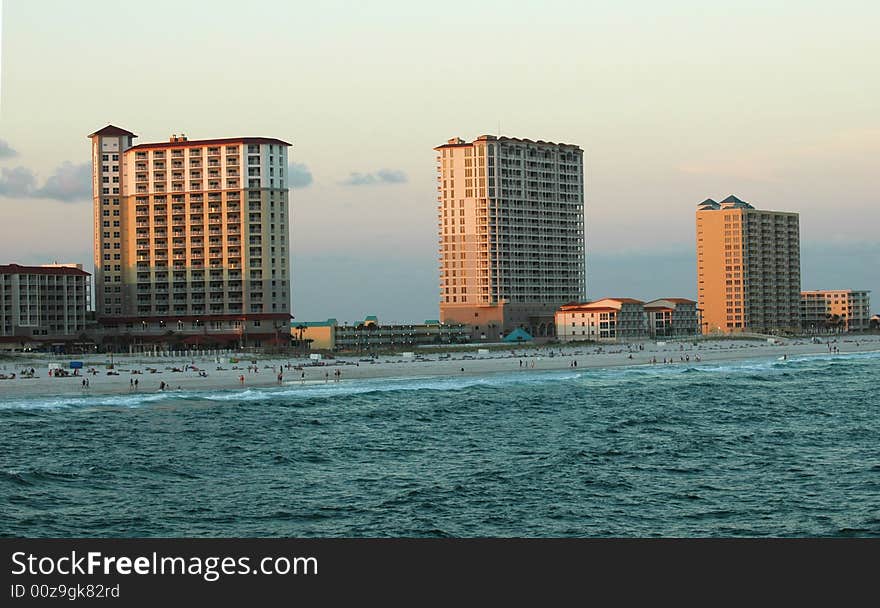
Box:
(1, 350, 877, 412)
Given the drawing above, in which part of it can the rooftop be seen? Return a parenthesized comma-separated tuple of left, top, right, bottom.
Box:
(644, 298, 697, 309)
(435, 134, 581, 151)
(559, 298, 645, 311)
(88, 125, 137, 138)
(0, 263, 90, 277)
(128, 136, 291, 151)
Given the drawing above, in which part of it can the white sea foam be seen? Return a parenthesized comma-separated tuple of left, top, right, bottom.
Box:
(2, 350, 876, 411)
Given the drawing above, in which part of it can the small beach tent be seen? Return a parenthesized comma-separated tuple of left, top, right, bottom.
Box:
(502, 328, 533, 343)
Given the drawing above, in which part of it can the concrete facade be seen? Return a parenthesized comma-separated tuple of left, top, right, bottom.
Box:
(555, 298, 646, 342)
(696, 196, 801, 334)
(0, 264, 90, 345)
(801, 290, 871, 332)
(88, 126, 292, 348)
(643, 298, 700, 338)
(435, 135, 586, 341)
(296, 317, 470, 351)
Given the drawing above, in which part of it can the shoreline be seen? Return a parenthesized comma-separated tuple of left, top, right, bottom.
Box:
(0, 336, 877, 401)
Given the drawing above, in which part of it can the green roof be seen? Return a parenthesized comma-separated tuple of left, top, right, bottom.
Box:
(364, 315, 378, 322)
(502, 328, 534, 342)
(293, 319, 337, 328)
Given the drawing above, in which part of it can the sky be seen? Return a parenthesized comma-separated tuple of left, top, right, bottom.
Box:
(0, 0, 877, 322)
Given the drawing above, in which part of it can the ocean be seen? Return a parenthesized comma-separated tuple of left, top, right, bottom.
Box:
(2, 351, 879, 537)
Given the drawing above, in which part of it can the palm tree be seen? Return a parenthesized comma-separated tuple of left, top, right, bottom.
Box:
(825, 313, 841, 333)
(294, 324, 306, 351)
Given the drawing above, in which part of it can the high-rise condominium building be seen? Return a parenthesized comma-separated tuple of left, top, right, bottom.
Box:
(696, 196, 801, 334)
(88, 126, 292, 347)
(435, 135, 585, 340)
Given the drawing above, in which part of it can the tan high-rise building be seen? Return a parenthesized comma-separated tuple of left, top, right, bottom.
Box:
(88, 125, 292, 347)
(435, 135, 586, 340)
(696, 195, 801, 334)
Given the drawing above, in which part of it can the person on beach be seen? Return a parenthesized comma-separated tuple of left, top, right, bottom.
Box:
(277, 372, 283, 384)
(301, 372, 305, 384)
(239, 375, 245, 385)
(82, 378, 87, 389)
(324, 371, 329, 383)
(134, 378, 138, 390)
(130, 378, 134, 390)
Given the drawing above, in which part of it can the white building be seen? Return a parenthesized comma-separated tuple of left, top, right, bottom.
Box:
(555, 298, 646, 342)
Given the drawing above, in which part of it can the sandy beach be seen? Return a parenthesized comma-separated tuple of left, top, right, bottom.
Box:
(1, 335, 877, 400)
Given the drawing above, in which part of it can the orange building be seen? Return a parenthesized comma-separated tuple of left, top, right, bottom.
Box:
(696, 196, 801, 334)
(435, 135, 586, 341)
(88, 126, 292, 348)
(800, 290, 871, 332)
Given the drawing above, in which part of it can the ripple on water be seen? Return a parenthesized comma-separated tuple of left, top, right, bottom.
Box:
(1, 351, 879, 537)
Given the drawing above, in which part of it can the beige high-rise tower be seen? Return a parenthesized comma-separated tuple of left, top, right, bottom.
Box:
(696, 195, 801, 334)
(88, 125, 292, 348)
(435, 135, 586, 340)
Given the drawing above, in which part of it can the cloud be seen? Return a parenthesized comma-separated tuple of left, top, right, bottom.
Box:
(0, 140, 17, 159)
(35, 162, 92, 201)
(0, 162, 91, 202)
(0, 167, 38, 197)
(288, 162, 313, 188)
(340, 168, 408, 186)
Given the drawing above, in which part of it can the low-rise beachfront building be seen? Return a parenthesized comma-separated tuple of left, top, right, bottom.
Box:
(800, 290, 872, 332)
(294, 317, 471, 351)
(0, 263, 91, 350)
(643, 298, 699, 338)
(555, 298, 646, 342)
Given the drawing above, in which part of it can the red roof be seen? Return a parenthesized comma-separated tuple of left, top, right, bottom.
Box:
(592, 297, 644, 304)
(127, 136, 291, 151)
(558, 298, 644, 312)
(0, 264, 90, 277)
(88, 125, 137, 138)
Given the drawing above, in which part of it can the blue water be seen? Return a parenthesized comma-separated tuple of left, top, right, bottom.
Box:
(2, 352, 879, 537)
